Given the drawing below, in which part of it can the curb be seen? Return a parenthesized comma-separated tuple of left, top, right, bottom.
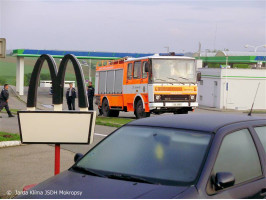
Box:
(0, 140, 21, 148)
(198, 106, 243, 113)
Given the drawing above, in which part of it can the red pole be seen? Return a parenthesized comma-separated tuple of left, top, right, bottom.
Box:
(54, 144, 60, 175)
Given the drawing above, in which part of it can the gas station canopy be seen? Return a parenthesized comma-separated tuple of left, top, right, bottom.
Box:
(12, 49, 154, 60)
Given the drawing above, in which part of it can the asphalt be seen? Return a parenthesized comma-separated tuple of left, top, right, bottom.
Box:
(0, 144, 74, 198)
(1, 86, 265, 198)
(0, 86, 117, 198)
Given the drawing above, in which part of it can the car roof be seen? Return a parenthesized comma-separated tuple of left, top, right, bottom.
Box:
(127, 113, 266, 132)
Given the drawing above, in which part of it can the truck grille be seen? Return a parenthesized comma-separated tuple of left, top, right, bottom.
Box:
(155, 87, 183, 91)
(154, 86, 196, 92)
(155, 95, 196, 102)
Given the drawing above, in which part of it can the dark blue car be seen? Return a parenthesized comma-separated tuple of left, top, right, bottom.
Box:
(17, 114, 266, 199)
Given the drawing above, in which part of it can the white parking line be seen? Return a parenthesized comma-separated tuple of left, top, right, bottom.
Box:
(94, 133, 108, 137)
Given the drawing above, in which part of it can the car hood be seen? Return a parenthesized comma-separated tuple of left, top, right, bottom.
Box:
(16, 170, 189, 199)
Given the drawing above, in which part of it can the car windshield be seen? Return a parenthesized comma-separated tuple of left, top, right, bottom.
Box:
(76, 126, 212, 186)
(152, 59, 196, 83)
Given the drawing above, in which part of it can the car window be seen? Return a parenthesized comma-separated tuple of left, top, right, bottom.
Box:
(254, 126, 266, 153)
(127, 63, 132, 80)
(142, 61, 148, 79)
(213, 129, 262, 185)
(77, 126, 212, 186)
(133, 62, 141, 79)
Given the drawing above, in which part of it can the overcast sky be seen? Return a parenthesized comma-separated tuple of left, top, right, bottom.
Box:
(0, 0, 265, 53)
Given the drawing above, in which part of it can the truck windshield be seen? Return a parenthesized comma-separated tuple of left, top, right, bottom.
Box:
(76, 126, 211, 186)
(152, 59, 196, 83)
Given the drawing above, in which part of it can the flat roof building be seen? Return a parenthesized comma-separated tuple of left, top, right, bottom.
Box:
(198, 68, 266, 110)
(194, 50, 266, 68)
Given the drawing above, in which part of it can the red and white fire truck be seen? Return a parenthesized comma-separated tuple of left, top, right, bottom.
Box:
(95, 53, 201, 118)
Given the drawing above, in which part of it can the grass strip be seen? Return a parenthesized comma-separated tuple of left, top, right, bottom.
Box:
(96, 116, 134, 128)
(10, 109, 20, 115)
(0, 132, 20, 142)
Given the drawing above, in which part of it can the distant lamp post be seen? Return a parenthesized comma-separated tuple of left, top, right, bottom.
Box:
(244, 44, 266, 52)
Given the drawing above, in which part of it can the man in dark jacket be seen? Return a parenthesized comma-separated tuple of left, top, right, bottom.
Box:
(66, 83, 76, 110)
(0, 84, 15, 118)
(87, 81, 95, 110)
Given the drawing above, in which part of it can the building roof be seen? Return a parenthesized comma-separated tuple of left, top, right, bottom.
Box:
(194, 51, 266, 57)
(215, 51, 266, 57)
(127, 113, 266, 132)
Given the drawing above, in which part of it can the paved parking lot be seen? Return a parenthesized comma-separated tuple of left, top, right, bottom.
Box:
(0, 86, 265, 198)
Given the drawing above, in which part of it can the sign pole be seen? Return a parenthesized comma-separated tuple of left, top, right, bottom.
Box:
(54, 144, 60, 175)
(54, 104, 62, 175)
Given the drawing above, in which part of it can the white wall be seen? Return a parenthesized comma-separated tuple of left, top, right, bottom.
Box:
(199, 68, 266, 110)
(198, 69, 222, 108)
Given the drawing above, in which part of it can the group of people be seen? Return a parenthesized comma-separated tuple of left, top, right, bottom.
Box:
(0, 84, 15, 118)
(66, 81, 95, 111)
(0, 81, 95, 118)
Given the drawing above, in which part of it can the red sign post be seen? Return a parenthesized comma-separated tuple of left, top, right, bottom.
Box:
(54, 144, 61, 175)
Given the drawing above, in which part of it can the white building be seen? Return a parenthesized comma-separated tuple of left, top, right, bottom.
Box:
(198, 68, 266, 110)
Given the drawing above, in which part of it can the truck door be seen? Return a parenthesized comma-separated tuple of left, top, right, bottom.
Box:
(133, 61, 142, 86)
(126, 62, 133, 85)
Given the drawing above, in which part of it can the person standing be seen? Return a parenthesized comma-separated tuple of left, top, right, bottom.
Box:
(0, 84, 15, 118)
(87, 81, 95, 110)
(66, 83, 76, 110)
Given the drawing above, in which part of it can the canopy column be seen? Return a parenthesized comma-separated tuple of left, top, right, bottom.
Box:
(16, 56, 24, 95)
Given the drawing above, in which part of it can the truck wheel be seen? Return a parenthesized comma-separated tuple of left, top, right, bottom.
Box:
(135, 100, 150, 119)
(110, 110, 120, 117)
(102, 99, 111, 117)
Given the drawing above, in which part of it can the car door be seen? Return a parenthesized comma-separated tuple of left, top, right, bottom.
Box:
(205, 127, 265, 198)
(251, 123, 266, 198)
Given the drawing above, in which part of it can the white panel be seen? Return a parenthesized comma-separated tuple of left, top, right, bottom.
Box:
(123, 83, 148, 94)
(99, 71, 107, 94)
(148, 84, 154, 102)
(106, 70, 115, 94)
(196, 59, 203, 69)
(114, 69, 123, 94)
(18, 111, 95, 144)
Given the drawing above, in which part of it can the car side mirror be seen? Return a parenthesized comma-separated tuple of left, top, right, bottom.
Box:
(197, 72, 201, 81)
(144, 62, 149, 72)
(213, 172, 235, 190)
(74, 153, 84, 163)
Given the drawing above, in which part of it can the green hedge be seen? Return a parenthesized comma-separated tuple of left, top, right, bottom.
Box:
(0, 77, 7, 86)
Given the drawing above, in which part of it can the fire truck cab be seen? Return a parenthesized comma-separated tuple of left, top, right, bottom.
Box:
(95, 53, 201, 118)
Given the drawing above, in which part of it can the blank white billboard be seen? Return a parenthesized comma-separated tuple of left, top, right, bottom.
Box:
(18, 111, 96, 144)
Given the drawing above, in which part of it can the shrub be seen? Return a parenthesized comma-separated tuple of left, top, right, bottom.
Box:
(24, 73, 32, 86)
(24, 73, 52, 86)
(40, 73, 51, 80)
